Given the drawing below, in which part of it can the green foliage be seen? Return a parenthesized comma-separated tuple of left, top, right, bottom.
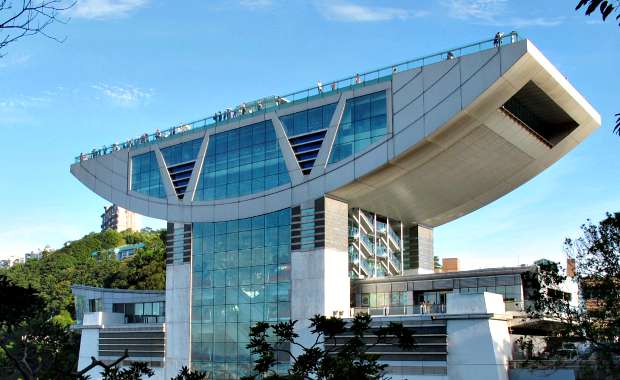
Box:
(170, 366, 207, 380)
(527, 213, 620, 378)
(576, 0, 620, 25)
(99, 362, 154, 380)
(433, 256, 442, 269)
(574, 1, 620, 135)
(0, 275, 80, 380)
(0, 229, 166, 378)
(1, 229, 166, 325)
(242, 314, 415, 380)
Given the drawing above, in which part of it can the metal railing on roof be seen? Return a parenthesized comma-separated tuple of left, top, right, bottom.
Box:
(75, 32, 520, 163)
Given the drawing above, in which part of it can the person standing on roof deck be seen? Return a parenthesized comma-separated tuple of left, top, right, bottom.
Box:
(493, 32, 503, 47)
(213, 113, 218, 123)
(317, 80, 323, 94)
(354, 73, 361, 84)
(218, 111, 223, 122)
(331, 82, 337, 91)
(447, 51, 455, 60)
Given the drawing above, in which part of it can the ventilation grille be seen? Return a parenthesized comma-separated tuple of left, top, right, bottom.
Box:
(288, 129, 328, 175)
(166, 161, 196, 199)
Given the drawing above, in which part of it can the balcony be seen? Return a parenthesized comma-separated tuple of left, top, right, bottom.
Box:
(352, 304, 447, 317)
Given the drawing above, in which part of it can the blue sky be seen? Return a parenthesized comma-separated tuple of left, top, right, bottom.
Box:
(0, 0, 618, 269)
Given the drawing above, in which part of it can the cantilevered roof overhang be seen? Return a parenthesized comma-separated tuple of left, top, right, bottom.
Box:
(327, 40, 600, 226)
(70, 39, 600, 224)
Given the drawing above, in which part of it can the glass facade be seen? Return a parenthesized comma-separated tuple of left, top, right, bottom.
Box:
(191, 209, 292, 379)
(161, 138, 202, 166)
(282, 103, 337, 175)
(329, 91, 388, 164)
(280, 103, 336, 137)
(131, 151, 166, 198)
(348, 208, 403, 279)
(161, 139, 203, 199)
(194, 120, 290, 201)
(112, 301, 166, 323)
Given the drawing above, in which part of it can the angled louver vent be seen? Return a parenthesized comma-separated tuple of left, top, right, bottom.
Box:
(281, 102, 336, 176)
(288, 130, 328, 175)
(166, 161, 195, 199)
(161, 139, 202, 199)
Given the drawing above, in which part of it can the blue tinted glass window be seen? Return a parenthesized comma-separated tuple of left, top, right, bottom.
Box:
(130, 151, 166, 198)
(329, 91, 387, 164)
(281, 103, 337, 137)
(192, 209, 291, 378)
(194, 121, 290, 201)
(161, 138, 202, 166)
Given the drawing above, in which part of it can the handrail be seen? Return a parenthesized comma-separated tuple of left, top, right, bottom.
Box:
(75, 32, 520, 163)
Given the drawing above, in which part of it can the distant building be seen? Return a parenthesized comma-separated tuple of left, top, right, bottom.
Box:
(442, 257, 460, 272)
(24, 251, 42, 261)
(91, 243, 145, 261)
(0, 259, 10, 268)
(101, 205, 139, 232)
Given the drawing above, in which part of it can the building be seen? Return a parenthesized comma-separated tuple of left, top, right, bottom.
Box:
(441, 257, 459, 272)
(71, 285, 166, 378)
(24, 250, 43, 261)
(101, 204, 140, 232)
(91, 243, 146, 261)
(0, 259, 10, 268)
(70, 34, 600, 379)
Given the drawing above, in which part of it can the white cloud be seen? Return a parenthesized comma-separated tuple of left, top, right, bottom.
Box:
(316, 1, 429, 22)
(0, 53, 31, 69)
(442, 0, 563, 27)
(238, 0, 272, 10)
(443, 0, 506, 22)
(508, 17, 564, 28)
(72, 0, 148, 20)
(92, 84, 153, 106)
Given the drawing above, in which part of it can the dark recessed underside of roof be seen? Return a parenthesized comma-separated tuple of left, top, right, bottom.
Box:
(503, 81, 579, 146)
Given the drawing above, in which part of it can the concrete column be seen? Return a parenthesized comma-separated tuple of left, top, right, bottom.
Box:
(164, 263, 191, 377)
(446, 292, 512, 380)
(77, 329, 100, 378)
(291, 196, 350, 356)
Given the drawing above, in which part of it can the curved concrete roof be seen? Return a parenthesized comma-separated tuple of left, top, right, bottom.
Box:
(70, 40, 600, 225)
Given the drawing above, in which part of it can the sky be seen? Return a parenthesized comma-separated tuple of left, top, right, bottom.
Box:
(0, 0, 618, 269)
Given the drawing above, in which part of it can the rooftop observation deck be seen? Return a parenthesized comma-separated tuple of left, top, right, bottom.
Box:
(75, 32, 521, 163)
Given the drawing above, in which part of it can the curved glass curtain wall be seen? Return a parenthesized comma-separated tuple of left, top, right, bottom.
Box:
(329, 91, 387, 164)
(281, 103, 337, 175)
(161, 138, 202, 166)
(194, 120, 290, 201)
(191, 209, 292, 378)
(280, 103, 336, 136)
(161, 138, 203, 199)
(130, 151, 166, 198)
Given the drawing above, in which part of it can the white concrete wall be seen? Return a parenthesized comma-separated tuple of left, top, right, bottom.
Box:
(447, 293, 512, 380)
(77, 329, 99, 376)
(290, 247, 350, 355)
(164, 263, 191, 377)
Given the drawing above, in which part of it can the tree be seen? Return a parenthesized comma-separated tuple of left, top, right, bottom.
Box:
(434, 255, 442, 270)
(0, 0, 74, 56)
(526, 213, 620, 378)
(575, 1, 620, 135)
(0, 275, 80, 380)
(241, 314, 415, 380)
